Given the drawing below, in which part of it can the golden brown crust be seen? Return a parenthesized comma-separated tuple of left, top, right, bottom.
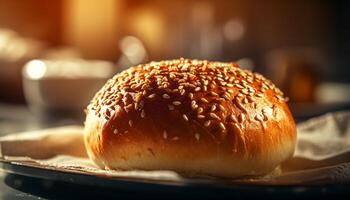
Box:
(84, 58, 296, 178)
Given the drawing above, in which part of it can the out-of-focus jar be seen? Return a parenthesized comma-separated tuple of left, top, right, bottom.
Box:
(265, 48, 321, 103)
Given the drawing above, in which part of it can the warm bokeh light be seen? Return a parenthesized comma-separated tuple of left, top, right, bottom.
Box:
(62, 0, 120, 59)
(223, 19, 245, 42)
(119, 36, 147, 65)
(24, 59, 47, 80)
(128, 8, 164, 52)
(0, 0, 349, 106)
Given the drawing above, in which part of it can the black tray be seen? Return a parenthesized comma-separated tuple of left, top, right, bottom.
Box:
(1, 159, 350, 199)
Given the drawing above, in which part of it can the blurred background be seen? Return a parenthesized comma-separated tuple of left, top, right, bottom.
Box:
(0, 0, 350, 130)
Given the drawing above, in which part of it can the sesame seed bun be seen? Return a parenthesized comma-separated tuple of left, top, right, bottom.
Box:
(84, 58, 296, 178)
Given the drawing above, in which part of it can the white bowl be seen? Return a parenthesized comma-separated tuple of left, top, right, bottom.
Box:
(22, 59, 115, 121)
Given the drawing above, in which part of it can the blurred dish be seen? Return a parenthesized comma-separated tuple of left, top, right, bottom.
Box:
(22, 59, 115, 121)
(0, 158, 349, 199)
(0, 29, 45, 103)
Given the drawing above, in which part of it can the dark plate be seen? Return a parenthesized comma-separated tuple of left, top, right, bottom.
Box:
(1, 159, 350, 199)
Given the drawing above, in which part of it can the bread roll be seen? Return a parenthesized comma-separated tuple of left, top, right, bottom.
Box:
(84, 59, 296, 178)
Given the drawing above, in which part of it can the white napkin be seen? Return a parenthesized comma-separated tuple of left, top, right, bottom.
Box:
(1, 111, 350, 185)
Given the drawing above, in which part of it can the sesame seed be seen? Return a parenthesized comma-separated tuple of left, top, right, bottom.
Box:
(129, 120, 133, 127)
(203, 86, 208, 91)
(162, 94, 170, 99)
(210, 91, 219, 96)
(172, 101, 181, 106)
(201, 98, 209, 103)
(229, 114, 238, 123)
(183, 114, 189, 121)
(219, 122, 226, 131)
(211, 105, 217, 112)
(147, 93, 156, 99)
(163, 130, 168, 139)
(222, 94, 231, 100)
(241, 88, 249, 95)
(191, 100, 198, 110)
(113, 129, 118, 134)
(235, 84, 244, 89)
(195, 133, 200, 141)
(180, 89, 186, 95)
(141, 109, 146, 118)
(191, 104, 198, 110)
(171, 136, 179, 141)
(204, 120, 211, 127)
(227, 89, 234, 94)
(276, 95, 284, 101)
(197, 115, 205, 119)
(218, 104, 225, 111)
(89, 59, 281, 124)
(210, 113, 220, 120)
(243, 98, 248, 104)
(197, 107, 204, 113)
(188, 83, 196, 88)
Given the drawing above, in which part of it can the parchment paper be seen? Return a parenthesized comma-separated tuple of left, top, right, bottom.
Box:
(1, 111, 350, 185)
